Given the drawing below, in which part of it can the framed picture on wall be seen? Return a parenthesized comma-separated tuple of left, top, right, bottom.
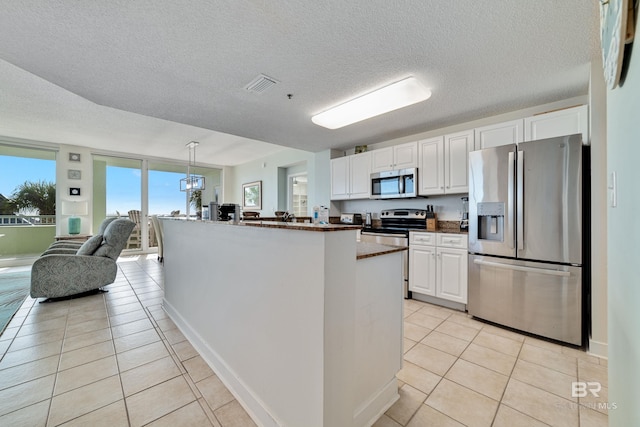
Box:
(68, 169, 82, 180)
(242, 181, 262, 210)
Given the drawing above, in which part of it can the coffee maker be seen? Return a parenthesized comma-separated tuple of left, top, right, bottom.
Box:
(460, 197, 469, 231)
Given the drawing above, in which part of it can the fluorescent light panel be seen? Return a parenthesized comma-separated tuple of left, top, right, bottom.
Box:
(312, 77, 431, 129)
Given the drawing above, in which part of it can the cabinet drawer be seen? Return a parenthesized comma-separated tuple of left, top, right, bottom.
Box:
(410, 232, 436, 246)
(437, 233, 468, 249)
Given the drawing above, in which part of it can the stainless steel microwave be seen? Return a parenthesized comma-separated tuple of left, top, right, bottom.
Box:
(370, 168, 418, 199)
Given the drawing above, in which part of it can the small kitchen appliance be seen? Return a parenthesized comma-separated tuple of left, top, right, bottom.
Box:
(219, 203, 240, 222)
(339, 213, 363, 225)
(460, 197, 469, 231)
(365, 212, 372, 226)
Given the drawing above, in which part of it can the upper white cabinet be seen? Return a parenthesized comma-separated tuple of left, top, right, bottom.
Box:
(349, 151, 372, 199)
(418, 131, 473, 195)
(330, 156, 350, 200)
(524, 105, 589, 143)
(418, 137, 444, 195)
(444, 130, 474, 194)
(474, 119, 524, 150)
(371, 141, 418, 172)
(330, 152, 371, 200)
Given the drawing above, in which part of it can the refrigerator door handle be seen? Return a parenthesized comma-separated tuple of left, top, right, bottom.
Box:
(517, 150, 524, 250)
(507, 152, 515, 249)
(473, 259, 571, 277)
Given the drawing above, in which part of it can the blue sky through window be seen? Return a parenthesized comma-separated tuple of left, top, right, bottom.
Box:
(0, 156, 56, 199)
(1, 156, 187, 216)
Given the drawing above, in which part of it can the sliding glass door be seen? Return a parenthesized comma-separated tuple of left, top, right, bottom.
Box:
(94, 155, 223, 253)
(93, 155, 143, 250)
(149, 162, 222, 219)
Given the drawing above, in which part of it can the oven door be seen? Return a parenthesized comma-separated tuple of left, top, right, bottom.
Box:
(360, 232, 410, 298)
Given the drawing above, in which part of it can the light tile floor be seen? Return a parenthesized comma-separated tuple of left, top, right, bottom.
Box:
(0, 257, 608, 426)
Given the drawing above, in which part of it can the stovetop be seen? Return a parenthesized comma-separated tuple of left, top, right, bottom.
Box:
(361, 208, 429, 235)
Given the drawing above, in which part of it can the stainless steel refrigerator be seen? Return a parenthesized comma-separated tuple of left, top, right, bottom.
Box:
(467, 134, 589, 346)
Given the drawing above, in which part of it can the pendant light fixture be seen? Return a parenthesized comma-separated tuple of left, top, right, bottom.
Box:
(180, 141, 205, 220)
(180, 141, 205, 192)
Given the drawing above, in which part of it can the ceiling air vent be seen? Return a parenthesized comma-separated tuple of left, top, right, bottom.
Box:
(245, 74, 279, 94)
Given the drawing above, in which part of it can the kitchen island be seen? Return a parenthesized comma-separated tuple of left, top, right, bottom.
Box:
(161, 219, 405, 427)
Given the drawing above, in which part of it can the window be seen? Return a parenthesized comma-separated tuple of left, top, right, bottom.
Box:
(0, 143, 57, 259)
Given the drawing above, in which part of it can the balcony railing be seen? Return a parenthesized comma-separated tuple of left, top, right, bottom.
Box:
(0, 214, 56, 226)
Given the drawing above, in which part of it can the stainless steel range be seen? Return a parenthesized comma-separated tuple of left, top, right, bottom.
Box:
(361, 209, 428, 298)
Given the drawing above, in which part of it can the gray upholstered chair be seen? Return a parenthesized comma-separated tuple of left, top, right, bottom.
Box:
(30, 219, 135, 299)
(49, 217, 118, 250)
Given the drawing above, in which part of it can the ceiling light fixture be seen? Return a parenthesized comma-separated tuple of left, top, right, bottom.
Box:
(311, 77, 431, 130)
(180, 141, 205, 193)
(180, 141, 205, 221)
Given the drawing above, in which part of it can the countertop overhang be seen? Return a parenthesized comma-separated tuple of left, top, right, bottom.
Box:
(356, 242, 407, 260)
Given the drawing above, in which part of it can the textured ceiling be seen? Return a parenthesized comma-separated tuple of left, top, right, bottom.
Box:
(0, 1, 600, 165)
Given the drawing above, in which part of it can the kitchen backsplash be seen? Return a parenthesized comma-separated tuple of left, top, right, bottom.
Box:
(339, 193, 467, 221)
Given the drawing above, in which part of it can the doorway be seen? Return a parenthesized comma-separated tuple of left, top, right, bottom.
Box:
(289, 173, 308, 217)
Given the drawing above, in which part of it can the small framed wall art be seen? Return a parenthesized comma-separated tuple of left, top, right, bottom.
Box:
(242, 180, 262, 210)
(69, 153, 81, 162)
(68, 169, 82, 180)
(69, 187, 81, 196)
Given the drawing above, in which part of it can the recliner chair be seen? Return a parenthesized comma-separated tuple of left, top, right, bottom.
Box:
(30, 218, 135, 299)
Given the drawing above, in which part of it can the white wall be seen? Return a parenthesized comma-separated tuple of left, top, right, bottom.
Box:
(589, 58, 608, 358)
(56, 145, 93, 235)
(606, 16, 640, 425)
(224, 148, 335, 217)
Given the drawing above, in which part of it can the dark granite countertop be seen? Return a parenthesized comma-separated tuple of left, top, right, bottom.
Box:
(356, 242, 407, 260)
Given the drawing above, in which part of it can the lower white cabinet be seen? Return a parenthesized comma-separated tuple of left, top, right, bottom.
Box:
(409, 232, 468, 305)
(409, 244, 436, 296)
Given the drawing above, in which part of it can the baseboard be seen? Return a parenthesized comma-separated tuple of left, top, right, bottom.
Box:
(588, 338, 608, 359)
(354, 377, 399, 427)
(162, 299, 280, 427)
(411, 292, 466, 312)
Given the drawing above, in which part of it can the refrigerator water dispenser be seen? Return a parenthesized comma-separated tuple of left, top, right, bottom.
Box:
(477, 202, 505, 242)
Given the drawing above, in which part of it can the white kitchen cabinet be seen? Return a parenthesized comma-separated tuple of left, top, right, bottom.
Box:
(436, 247, 468, 305)
(409, 245, 436, 296)
(371, 141, 418, 172)
(524, 104, 588, 143)
(444, 130, 473, 194)
(474, 119, 524, 150)
(330, 156, 350, 200)
(417, 137, 444, 195)
(330, 152, 371, 200)
(410, 231, 468, 305)
(349, 151, 372, 199)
